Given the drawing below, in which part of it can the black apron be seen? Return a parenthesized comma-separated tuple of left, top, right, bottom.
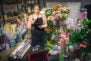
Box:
(31, 17, 46, 49)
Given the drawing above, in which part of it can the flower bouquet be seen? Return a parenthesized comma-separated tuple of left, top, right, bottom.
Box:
(43, 4, 71, 56)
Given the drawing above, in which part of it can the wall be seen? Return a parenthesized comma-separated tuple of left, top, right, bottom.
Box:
(81, 0, 91, 7)
(46, 0, 91, 8)
(47, 2, 81, 19)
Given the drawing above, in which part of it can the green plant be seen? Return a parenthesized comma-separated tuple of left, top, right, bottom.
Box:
(45, 9, 53, 16)
(69, 18, 91, 57)
(47, 21, 54, 30)
(82, 18, 91, 28)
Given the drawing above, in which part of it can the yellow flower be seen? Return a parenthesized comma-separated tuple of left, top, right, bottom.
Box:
(53, 4, 62, 11)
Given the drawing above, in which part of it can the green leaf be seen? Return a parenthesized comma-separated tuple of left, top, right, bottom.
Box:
(46, 9, 53, 16)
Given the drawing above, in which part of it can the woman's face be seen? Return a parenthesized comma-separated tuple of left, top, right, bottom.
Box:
(34, 6, 40, 14)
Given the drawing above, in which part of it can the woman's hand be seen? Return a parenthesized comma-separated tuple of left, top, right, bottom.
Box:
(38, 24, 47, 29)
(38, 25, 43, 28)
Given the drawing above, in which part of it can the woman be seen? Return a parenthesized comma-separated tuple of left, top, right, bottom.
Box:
(27, 4, 47, 50)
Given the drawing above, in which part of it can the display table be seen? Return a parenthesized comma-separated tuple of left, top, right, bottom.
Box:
(20, 44, 30, 58)
(8, 39, 31, 61)
(8, 45, 31, 61)
(0, 39, 31, 61)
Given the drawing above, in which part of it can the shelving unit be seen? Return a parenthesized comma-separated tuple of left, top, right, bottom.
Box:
(0, 3, 22, 6)
(0, 0, 46, 61)
(0, 15, 3, 20)
(0, 1, 27, 61)
(0, 0, 25, 21)
(5, 13, 24, 21)
(0, 0, 37, 21)
(0, 0, 45, 21)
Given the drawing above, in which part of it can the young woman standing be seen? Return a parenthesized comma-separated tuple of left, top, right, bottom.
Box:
(27, 4, 47, 50)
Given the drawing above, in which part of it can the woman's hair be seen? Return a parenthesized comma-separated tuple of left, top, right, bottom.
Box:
(33, 3, 40, 9)
(31, 3, 40, 13)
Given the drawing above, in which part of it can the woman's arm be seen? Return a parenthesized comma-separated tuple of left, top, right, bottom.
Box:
(27, 15, 32, 30)
(39, 15, 47, 28)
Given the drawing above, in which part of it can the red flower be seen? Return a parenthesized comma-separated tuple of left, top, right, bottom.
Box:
(79, 43, 86, 48)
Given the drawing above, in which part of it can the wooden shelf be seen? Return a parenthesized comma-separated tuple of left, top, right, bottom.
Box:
(0, 19, 3, 20)
(0, 15, 3, 21)
(0, 3, 22, 6)
(5, 14, 24, 21)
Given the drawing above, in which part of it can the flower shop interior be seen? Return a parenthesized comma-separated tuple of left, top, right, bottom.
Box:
(0, 0, 91, 61)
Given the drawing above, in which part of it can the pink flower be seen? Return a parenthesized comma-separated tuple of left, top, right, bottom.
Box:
(62, 32, 66, 35)
(78, 12, 87, 20)
(68, 32, 71, 37)
(60, 40, 66, 46)
(58, 32, 66, 38)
